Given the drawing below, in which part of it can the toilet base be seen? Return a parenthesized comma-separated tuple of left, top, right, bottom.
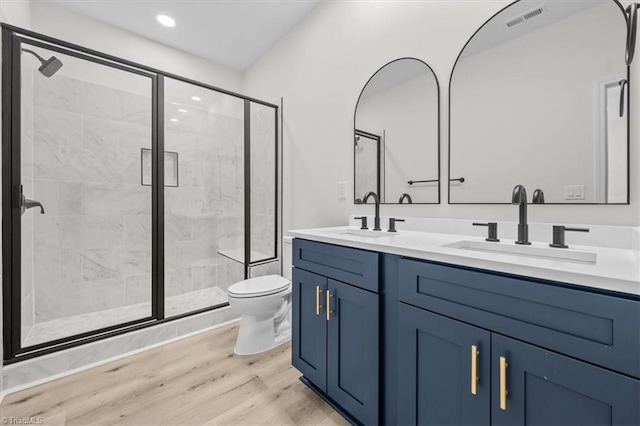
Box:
(234, 314, 291, 355)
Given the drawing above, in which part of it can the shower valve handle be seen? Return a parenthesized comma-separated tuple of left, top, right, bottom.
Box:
(16, 185, 45, 215)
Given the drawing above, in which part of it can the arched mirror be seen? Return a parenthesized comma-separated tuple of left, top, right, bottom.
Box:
(354, 58, 440, 204)
(449, 0, 629, 204)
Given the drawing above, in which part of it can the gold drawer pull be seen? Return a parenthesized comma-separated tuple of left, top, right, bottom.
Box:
(315, 286, 323, 315)
(326, 290, 334, 321)
(500, 356, 508, 410)
(471, 345, 479, 395)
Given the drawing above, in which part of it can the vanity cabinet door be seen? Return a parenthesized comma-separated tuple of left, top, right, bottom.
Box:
(397, 303, 491, 426)
(292, 268, 328, 392)
(327, 279, 379, 425)
(492, 334, 640, 426)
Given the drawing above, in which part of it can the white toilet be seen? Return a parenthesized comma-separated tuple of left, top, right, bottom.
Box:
(227, 237, 293, 355)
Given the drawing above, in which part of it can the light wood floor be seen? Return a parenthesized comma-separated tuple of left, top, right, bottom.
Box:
(0, 322, 349, 426)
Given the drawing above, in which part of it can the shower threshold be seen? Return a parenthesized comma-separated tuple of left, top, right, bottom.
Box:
(22, 286, 228, 348)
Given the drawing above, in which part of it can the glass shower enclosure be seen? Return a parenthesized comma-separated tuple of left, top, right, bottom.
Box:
(2, 25, 280, 362)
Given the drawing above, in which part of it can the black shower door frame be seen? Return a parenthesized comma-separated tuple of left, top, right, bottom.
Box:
(1, 24, 280, 363)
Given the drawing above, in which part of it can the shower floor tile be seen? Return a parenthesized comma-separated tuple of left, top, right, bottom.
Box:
(22, 286, 229, 348)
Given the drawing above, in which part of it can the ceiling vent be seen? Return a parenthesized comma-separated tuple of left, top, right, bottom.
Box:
(506, 4, 547, 28)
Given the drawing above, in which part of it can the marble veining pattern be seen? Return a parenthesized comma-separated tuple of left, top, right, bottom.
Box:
(29, 75, 154, 326)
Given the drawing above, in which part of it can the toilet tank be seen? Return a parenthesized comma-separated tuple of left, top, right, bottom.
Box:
(283, 236, 293, 280)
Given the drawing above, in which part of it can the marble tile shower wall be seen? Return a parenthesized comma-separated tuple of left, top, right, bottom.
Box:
(29, 73, 153, 324)
(163, 100, 245, 300)
(26, 73, 249, 324)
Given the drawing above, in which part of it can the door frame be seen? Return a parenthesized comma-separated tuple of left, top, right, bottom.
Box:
(595, 75, 627, 204)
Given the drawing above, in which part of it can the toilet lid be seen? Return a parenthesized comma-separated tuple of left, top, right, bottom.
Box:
(228, 275, 290, 298)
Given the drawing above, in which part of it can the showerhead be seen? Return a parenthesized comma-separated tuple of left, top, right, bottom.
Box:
(38, 56, 63, 77)
(22, 48, 63, 77)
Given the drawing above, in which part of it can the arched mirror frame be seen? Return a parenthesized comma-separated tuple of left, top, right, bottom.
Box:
(447, 0, 631, 205)
(354, 57, 441, 205)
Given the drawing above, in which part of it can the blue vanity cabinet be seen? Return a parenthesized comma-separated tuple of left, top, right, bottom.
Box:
(397, 257, 640, 426)
(292, 238, 380, 425)
(327, 279, 379, 425)
(398, 258, 640, 379)
(292, 267, 328, 391)
(492, 334, 640, 426)
(293, 238, 639, 426)
(397, 303, 491, 426)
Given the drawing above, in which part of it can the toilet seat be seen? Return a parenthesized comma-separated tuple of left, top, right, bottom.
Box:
(228, 275, 291, 299)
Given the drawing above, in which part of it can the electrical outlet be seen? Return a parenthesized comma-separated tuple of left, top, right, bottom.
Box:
(338, 182, 347, 200)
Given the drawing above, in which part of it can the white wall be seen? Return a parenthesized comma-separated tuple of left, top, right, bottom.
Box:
(243, 0, 640, 231)
(0, 0, 30, 28)
(450, 3, 624, 203)
(29, 2, 242, 92)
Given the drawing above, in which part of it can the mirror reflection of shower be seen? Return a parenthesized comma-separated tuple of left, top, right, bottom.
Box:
(22, 48, 63, 77)
(355, 135, 364, 153)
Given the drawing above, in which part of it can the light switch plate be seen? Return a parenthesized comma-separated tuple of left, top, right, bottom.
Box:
(338, 182, 347, 200)
(564, 186, 574, 200)
(564, 185, 585, 200)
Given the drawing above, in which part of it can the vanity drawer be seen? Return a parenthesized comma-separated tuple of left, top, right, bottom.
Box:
(293, 239, 379, 293)
(398, 258, 640, 378)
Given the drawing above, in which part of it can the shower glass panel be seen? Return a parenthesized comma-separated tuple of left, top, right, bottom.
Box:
(249, 102, 277, 265)
(163, 78, 245, 317)
(19, 42, 154, 347)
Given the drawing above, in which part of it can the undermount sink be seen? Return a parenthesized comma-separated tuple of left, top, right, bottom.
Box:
(443, 240, 597, 264)
(331, 228, 389, 239)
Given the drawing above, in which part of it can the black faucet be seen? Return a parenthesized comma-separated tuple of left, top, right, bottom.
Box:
(512, 185, 530, 245)
(398, 193, 413, 204)
(363, 191, 382, 231)
(532, 189, 545, 204)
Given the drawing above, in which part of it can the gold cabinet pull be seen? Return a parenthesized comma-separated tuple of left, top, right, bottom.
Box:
(471, 345, 479, 395)
(326, 290, 334, 321)
(499, 356, 508, 410)
(315, 286, 323, 315)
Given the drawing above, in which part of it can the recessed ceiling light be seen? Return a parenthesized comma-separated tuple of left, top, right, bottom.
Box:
(157, 15, 176, 28)
(170, 118, 178, 122)
(178, 109, 188, 113)
(191, 96, 201, 101)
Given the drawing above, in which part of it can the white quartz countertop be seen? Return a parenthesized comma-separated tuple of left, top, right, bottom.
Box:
(289, 226, 640, 296)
